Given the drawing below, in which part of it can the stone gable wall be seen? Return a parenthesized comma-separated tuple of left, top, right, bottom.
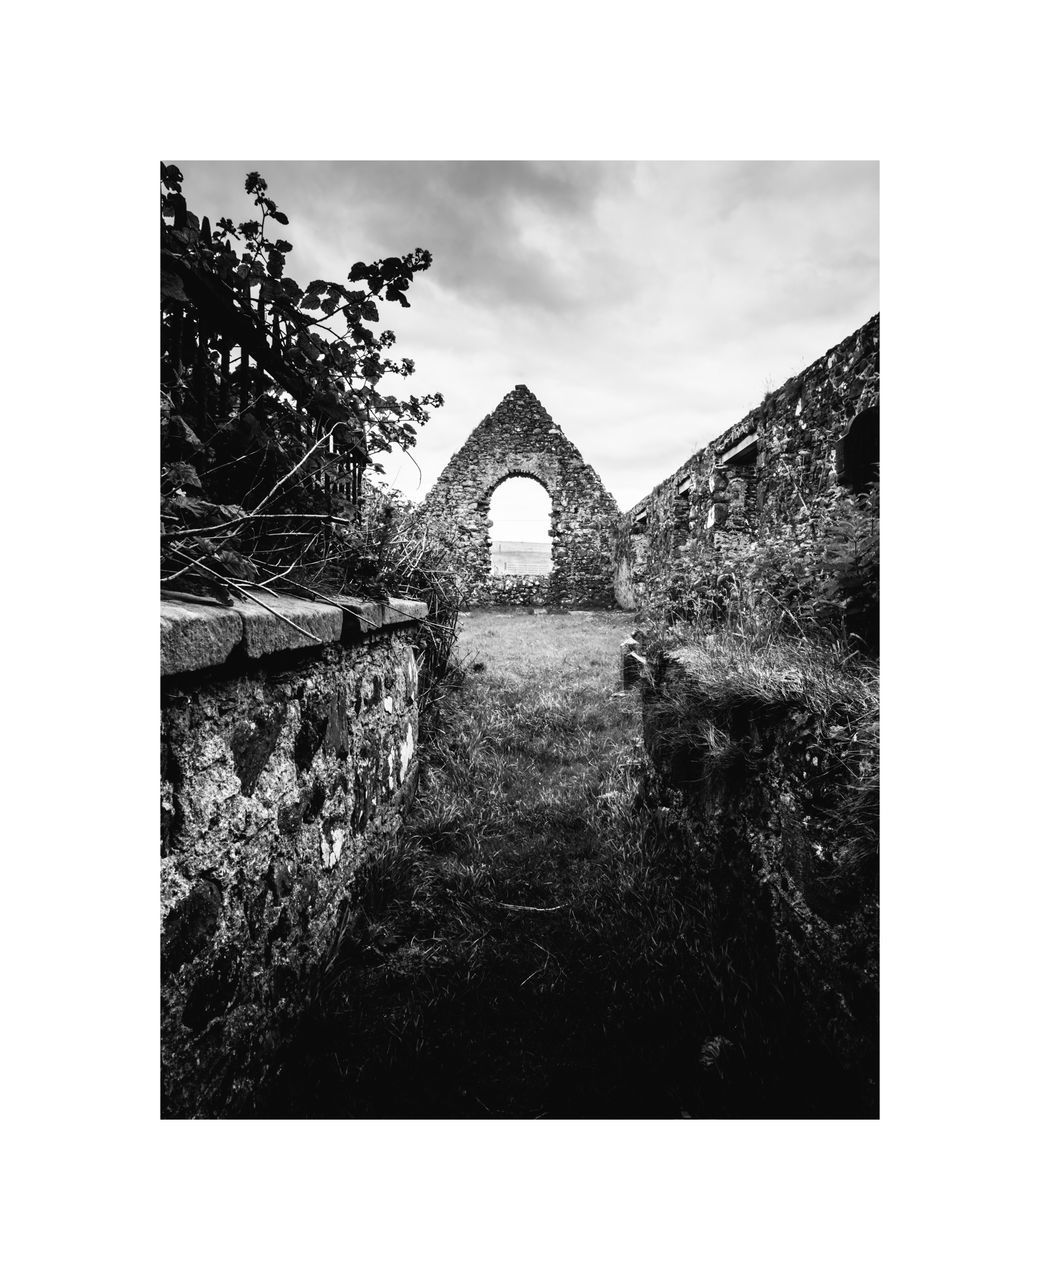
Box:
(420, 385, 620, 608)
(615, 315, 879, 608)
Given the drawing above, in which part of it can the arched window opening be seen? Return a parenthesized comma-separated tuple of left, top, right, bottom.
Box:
(837, 406, 880, 494)
(489, 477, 552, 575)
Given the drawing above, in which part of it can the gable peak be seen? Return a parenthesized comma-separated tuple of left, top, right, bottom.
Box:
(490, 383, 553, 417)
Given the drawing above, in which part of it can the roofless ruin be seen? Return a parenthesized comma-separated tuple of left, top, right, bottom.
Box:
(421, 313, 879, 612)
(419, 385, 621, 608)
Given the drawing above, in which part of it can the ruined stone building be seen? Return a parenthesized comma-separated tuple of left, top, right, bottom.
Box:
(615, 314, 879, 607)
(419, 385, 620, 608)
(421, 314, 879, 611)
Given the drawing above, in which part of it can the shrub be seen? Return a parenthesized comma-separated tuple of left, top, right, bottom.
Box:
(160, 163, 443, 603)
(644, 484, 879, 658)
(352, 484, 464, 712)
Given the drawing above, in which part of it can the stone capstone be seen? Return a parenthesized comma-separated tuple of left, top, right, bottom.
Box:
(161, 594, 428, 677)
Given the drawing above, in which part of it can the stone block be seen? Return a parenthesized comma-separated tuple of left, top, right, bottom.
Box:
(333, 597, 386, 636)
(384, 597, 429, 627)
(333, 596, 427, 638)
(233, 596, 344, 658)
(706, 501, 729, 529)
(161, 601, 244, 676)
(621, 645, 647, 689)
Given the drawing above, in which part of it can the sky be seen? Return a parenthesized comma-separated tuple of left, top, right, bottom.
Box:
(176, 161, 878, 535)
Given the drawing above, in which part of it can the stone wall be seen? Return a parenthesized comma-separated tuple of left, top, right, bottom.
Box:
(479, 573, 558, 607)
(616, 314, 879, 608)
(640, 646, 879, 1112)
(161, 593, 427, 1118)
(420, 385, 620, 608)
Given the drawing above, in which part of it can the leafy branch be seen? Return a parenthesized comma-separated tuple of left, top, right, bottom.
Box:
(160, 163, 444, 601)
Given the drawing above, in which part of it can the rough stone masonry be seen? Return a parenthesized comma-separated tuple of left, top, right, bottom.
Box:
(160, 593, 426, 1117)
(420, 385, 620, 608)
(615, 314, 879, 608)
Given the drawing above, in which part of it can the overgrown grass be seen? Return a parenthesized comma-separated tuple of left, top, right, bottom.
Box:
(638, 618, 879, 1108)
(644, 617, 879, 865)
(252, 611, 873, 1118)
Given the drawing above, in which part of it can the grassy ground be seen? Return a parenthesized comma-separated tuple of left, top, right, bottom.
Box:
(255, 610, 860, 1118)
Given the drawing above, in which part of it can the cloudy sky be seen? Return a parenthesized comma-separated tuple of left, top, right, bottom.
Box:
(177, 161, 878, 533)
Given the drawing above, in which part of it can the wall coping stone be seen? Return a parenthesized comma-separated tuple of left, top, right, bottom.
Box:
(160, 600, 244, 675)
(161, 592, 428, 676)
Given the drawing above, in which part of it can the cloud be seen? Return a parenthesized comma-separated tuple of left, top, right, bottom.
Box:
(331, 161, 637, 311)
(175, 160, 878, 514)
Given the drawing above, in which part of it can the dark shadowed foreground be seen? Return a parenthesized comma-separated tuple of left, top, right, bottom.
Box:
(252, 611, 874, 1118)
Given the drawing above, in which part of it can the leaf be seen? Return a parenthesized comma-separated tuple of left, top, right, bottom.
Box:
(162, 415, 202, 450)
(165, 193, 188, 225)
(270, 210, 289, 225)
(164, 491, 210, 520)
(160, 269, 190, 303)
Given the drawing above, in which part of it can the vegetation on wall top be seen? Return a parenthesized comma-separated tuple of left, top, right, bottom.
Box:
(160, 163, 443, 605)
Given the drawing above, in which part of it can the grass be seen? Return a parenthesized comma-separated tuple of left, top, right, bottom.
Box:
(648, 620, 880, 862)
(252, 610, 874, 1118)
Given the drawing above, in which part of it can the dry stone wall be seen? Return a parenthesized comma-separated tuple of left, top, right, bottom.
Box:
(616, 315, 879, 608)
(420, 385, 620, 608)
(160, 593, 426, 1117)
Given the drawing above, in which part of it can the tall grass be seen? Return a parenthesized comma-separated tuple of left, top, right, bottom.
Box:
(636, 614, 879, 1102)
(251, 612, 875, 1118)
(356, 484, 463, 714)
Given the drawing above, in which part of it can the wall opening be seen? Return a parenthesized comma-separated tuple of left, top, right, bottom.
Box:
(673, 477, 693, 536)
(718, 437, 759, 528)
(837, 406, 879, 494)
(489, 476, 553, 575)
